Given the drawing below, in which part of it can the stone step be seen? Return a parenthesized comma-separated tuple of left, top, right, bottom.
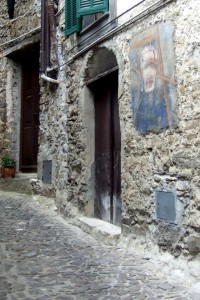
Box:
(78, 216, 121, 246)
(0, 173, 37, 194)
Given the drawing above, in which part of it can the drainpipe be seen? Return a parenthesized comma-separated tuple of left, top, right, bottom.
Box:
(41, 0, 46, 74)
(41, 73, 59, 84)
(48, 0, 59, 67)
(41, 0, 59, 84)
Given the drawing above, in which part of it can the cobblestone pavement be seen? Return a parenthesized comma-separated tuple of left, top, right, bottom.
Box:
(0, 192, 199, 300)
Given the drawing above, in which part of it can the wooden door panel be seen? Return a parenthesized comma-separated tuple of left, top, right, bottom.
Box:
(24, 95, 33, 124)
(111, 73, 121, 226)
(113, 150, 121, 225)
(92, 71, 121, 225)
(20, 49, 39, 172)
(22, 127, 35, 165)
(95, 153, 111, 222)
(94, 82, 112, 222)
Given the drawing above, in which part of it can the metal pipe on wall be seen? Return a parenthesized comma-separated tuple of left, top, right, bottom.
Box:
(40, 0, 46, 74)
(45, 0, 50, 69)
(41, 73, 59, 84)
(41, 0, 59, 84)
(48, 0, 59, 67)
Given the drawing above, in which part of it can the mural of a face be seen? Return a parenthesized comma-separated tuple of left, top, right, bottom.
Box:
(140, 46, 157, 93)
(129, 23, 177, 133)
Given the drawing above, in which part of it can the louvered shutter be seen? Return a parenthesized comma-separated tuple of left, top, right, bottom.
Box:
(77, 0, 109, 17)
(65, 0, 80, 36)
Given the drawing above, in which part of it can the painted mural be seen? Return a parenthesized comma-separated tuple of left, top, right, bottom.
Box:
(129, 22, 177, 133)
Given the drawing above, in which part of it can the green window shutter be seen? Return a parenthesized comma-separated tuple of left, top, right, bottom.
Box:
(65, 0, 80, 37)
(77, 0, 109, 17)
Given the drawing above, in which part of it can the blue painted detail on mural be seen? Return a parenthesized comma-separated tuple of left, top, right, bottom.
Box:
(134, 88, 168, 133)
(129, 22, 177, 134)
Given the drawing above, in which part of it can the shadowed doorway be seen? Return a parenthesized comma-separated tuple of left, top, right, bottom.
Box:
(91, 71, 121, 226)
(20, 46, 40, 172)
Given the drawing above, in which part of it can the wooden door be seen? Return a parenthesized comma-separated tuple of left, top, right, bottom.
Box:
(20, 50, 39, 172)
(91, 71, 121, 226)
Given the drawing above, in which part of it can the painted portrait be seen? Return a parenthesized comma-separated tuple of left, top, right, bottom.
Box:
(129, 22, 177, 133)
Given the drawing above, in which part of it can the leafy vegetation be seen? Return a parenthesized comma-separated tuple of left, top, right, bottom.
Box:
(1, 156, 16, 168)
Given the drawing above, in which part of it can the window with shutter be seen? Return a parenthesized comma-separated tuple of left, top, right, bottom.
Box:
(77, 0, 109, 16)
(65, 0, 80, 36)
(65, 0, 109, 37)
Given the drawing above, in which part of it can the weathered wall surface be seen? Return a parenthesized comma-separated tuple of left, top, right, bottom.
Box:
(0, 1, 10, 158)
(119, 0, 199, 257)
(113, 0, 200, 257)
(0, 0, 40, 163)
(37, 0, 200, 258)
(1, 0, 40, 44)
(1, 0, 200, 260)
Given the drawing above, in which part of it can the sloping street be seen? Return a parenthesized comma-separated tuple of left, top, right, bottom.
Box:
(0, 191, 199, 300)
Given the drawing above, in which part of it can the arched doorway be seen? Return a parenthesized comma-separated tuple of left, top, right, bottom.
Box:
(85, 48, 121, 226)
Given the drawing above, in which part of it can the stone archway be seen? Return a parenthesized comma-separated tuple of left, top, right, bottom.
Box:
(85, 47, 118, 85)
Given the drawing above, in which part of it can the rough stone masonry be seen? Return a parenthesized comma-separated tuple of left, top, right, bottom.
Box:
(0, 0, 200, 261)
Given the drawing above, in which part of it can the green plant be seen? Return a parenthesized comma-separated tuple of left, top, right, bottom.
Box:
(1, 156, 16, 168)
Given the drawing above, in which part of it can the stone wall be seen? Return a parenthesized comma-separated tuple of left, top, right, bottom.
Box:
(0, 1, 9, 156)
(0, 0, 40, 162)
(0, 55, 19, 161)
(0, 0, 40, 44)
(0, 56, 7, 156)
(37, 0, 200, 258)
(0, 0, 199, 259)
(120, 0, 199, 256)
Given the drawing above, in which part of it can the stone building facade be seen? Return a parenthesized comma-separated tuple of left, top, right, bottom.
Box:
(0, 0, 200, 260)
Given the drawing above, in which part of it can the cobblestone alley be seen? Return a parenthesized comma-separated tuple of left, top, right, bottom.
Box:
(0, 191, 199, 300)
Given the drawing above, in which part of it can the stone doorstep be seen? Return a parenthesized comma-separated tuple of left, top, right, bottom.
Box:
(78, 216, 121, 246)
(15, 172, 37, 179)
(0, 173, 37, 194)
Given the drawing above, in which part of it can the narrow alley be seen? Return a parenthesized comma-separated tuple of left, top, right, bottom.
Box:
(0, 191, 199, 300)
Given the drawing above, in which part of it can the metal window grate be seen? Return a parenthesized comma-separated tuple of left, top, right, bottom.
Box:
(155, 190, 176, 224)
(42, 160, 52, 184)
